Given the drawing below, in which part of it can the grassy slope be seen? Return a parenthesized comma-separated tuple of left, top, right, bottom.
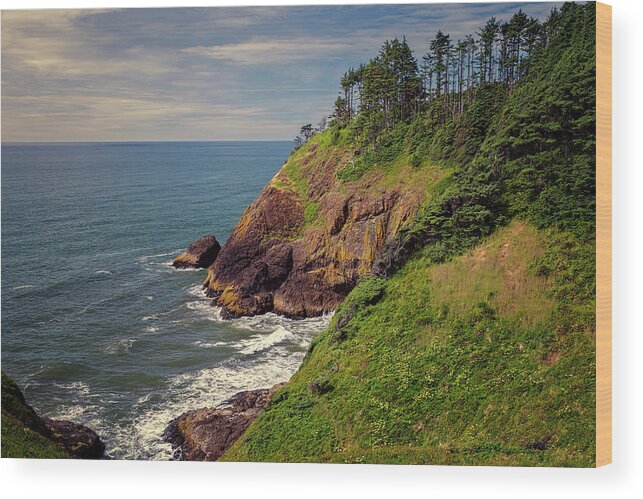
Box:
(223, 4, 596, 467)
(2, 414, 68, 459)
(1, 371, 69, 459)
(223, 221, 595, 466)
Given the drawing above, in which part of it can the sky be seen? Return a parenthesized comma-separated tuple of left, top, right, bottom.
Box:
(1, 2, 562, 142)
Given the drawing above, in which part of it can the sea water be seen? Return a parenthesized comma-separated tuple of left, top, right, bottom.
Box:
(1, 141, 331, 459)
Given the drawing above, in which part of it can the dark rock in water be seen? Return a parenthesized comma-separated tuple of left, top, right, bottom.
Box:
(43, 417, 105, 459)
(164, 383, 286, 461)
(173, 235, 221, 269)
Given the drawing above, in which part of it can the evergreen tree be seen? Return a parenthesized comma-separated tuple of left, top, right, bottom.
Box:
(478, 17, 499, 82)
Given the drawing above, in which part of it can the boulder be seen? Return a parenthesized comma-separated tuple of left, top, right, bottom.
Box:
(163, 383, 285, 461)
(173, 235, 221, 269)
(43, 417, 105, 459)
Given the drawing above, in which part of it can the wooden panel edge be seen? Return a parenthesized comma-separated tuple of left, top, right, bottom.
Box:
(595, 1, 612, 468)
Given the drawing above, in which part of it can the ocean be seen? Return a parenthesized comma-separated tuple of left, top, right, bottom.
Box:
(1, 141, 331, 460)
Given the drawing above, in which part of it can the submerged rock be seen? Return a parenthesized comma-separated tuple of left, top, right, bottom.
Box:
(43, 417, 105, 459)
(164, 383, 285, 461)
(173, 235, 221, 269)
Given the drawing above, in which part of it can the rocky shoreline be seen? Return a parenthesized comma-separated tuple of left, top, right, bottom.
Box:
(161, 139, 427, 459)
(42, 417, 105, 459)
(163, 383, 286, 461)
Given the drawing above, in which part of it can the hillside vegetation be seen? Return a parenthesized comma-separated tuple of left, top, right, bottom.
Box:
(223, 221, 594, 466)
(1, 371, 105, 459)
(1, 371, 68, 459)
(221, 2, 596, 466)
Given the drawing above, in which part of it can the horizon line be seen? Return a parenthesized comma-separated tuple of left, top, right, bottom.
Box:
(1, 139, 293, 144)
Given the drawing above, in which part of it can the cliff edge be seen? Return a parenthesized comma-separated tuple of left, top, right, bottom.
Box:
(203, 132, 444, 318)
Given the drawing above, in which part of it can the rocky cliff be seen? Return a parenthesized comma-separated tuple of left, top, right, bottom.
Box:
(203, 135, 443, 318)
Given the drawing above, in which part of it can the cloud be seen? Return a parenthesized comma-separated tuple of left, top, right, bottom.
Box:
(1, 9, 173, 78)
(182, 37, 351, 65)
(1, 3, 562, 142)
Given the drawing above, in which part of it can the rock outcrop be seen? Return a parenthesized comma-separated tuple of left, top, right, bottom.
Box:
(1, 371, 105, 459)
(163, 383, 285, 461)
(203, 141, 429, 318)
(42, 417, 105, 459)
(173, 235, 221, 269)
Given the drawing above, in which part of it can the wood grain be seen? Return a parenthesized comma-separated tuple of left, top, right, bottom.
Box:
(596, 1, 612, 468)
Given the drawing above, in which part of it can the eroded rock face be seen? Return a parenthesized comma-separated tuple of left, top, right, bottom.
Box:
(173, 235, 221, 269)
(203, 144, 425, 318)
(43, 417, 105, 459)
(163, 383, 285, 461)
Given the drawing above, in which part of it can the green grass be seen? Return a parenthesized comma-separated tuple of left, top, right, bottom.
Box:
(1, 413, 68, 459)
(220, 4, 595, 467)
(1, 371, 70, 459)
(2, 371, 45, 433)
(222, 221, 595, 466)
(278, 132, 342, 231)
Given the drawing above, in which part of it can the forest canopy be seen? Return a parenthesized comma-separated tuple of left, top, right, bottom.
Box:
(296, 2, 596, 249)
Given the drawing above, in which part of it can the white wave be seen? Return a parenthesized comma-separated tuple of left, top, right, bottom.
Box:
(185, 301, 222, 321)
(145, 268, 173, 274)
(237, 326, 294, 355)
(53, 380, 91, 397)
(172, 265, 204, 272)
(138, 250, 184, 274)
(135, 392, 153, 406)
(141, 264, 174, 274)
(104, 338, 138, 355)
(126, 351, 306, 460)
(13, 284, 34, 290)
(50, 403, 89, 422)
(95, 270, 112, 275)
(141, 306, 180, 322)
(145, 295, 154, 301)
(145, 325, 159, 334)
(186, 285, 206, 298)
(194, 340, 226, 349)
(230, 311, 333, 336)
(138, 250, 181, 262)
